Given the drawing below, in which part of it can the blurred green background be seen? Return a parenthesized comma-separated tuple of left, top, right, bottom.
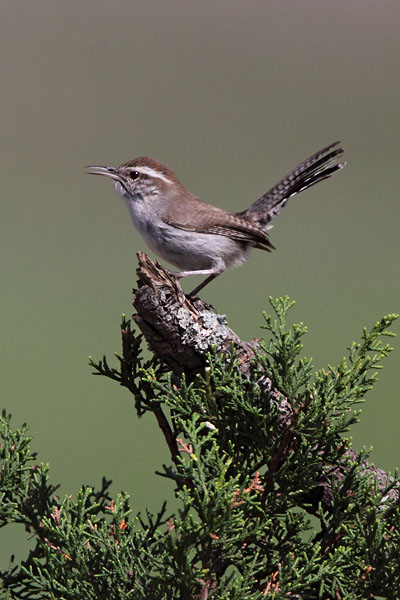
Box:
(1, 1, 399, 564)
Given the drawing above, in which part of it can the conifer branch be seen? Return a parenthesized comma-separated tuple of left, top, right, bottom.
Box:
(1, 252, 399, 599)
(133, 252, 399, 513)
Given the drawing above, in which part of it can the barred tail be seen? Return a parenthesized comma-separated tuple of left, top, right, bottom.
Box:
(239, 141, 345, 229)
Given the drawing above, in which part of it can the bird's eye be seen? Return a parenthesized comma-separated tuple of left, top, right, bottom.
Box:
(130, 170, 140, 180)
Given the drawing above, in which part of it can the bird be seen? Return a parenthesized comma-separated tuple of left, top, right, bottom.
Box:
(85, 141, 345, 298)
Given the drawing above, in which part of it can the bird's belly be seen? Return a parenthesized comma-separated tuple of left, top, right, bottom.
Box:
(148, 227, 243, 270)
(138, 219, 247, 271)
(125, 200, 250, 271)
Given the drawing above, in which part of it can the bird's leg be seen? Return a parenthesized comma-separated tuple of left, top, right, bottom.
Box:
(166, 262, 225, 302)
(188, 273, 219, 297)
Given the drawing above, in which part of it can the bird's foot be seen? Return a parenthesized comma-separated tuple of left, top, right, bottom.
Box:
(165, 270, 186, 304)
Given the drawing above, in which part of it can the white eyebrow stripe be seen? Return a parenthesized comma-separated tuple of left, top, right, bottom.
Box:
(134, 166, 173, 184)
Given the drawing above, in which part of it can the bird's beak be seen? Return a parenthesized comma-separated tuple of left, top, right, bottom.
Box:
(84, 165, 120, 181)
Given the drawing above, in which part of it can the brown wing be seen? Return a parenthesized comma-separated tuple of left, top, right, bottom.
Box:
(162, 194, 275, 251)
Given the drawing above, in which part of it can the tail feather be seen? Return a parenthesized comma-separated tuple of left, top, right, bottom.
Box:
(239, 141, 345, 228)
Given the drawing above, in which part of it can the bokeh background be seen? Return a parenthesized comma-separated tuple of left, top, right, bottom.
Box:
(1, 0, 399, 564)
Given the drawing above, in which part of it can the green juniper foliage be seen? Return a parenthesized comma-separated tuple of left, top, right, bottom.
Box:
(1, 298, 399, 599)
